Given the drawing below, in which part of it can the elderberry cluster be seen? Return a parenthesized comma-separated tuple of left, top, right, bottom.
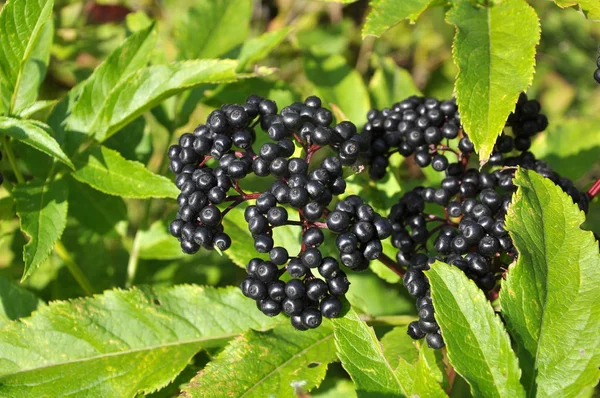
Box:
(375, 94, 590, 349)
(168, 94, 389, 331)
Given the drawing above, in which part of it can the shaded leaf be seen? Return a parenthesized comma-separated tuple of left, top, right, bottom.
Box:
(72, 145, 178, 199)
(0, 276, 44, 328)
(238, 28, 290, 71)
(369, 57, 421, 110)
(531, 117, 600, 181)
(176, 0, 252, 60)
(447, 0, 540, 161)
(0, 0, 54, 115)
(0, 286, 280, 397)
(304, 53, 370, 126)
(0, 117, 74, 169)
(363, 0, 433, 38)
(182, 323, 336, 397)
(426, 262, 525, 398)
(14, 178, 69, 280)
(500, 169, 600, 396)
(138, 221, 185, 260)
(67, 177, 127, 235)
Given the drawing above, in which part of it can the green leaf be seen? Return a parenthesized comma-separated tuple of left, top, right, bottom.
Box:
(0, 276, 44, 328)
(13, 178, 69, 281)
(346, 273, 414, 316)
(0, 117, 74, 169)
(554, 0, 600, 20)
(138, 221, 185, 260)
(80, 59, 238, 142)
(72, 145, 179, 199)
(447, 0, 540, 161)
(381, 327, 419, 368)
(181, 323, 336, 397)
(320, 0, 359, 3)
(13, 18, 53, 116)
(369, 57, 421, 110)
(363, 0, 433, 38)
(332, 308, 411, 397)
(176, 0, 252, 60)
(531, 117, 600, 181)
(67, 24, 157, 137)
(500, 168, 600, 397)
(237, 28, 290, 71)
(426, 262, 525, 398)
(0, 0, 54, 115)
(67, 177, 127, 235)
(18, 99, 57, 119)
(0, 196, 15, 221)
(381, 328, 448, 397)
(304, 53, 371, 126)
(0, 286, 281, 397)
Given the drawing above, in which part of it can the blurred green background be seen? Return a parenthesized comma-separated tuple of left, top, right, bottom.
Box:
(0, 0, 598, 354)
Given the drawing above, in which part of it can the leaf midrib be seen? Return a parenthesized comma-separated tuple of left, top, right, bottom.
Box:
(239, 333, 334, 397)
(0, 334, 237, 379)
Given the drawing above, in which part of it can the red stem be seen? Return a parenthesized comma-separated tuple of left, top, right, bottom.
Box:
(587, 177, 600, 198)
(377, 252, 405, 277)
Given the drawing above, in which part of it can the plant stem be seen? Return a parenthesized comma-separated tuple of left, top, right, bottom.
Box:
(587, 177, 600, 198)
(361, 314, 417, 327)
(377, 252, 405, 277)
(2, 136, 25, 184)
(54, 240, 94, 296)
(126, 231, 142, 288)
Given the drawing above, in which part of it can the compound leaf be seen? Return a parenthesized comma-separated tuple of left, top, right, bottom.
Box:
(426, 262, 525, 398)
(363, 0, 433, 38)
(0, 117, 73, 169)
(0, 0, 54, 115)
(447, 0, 540, 161)
(72, 145, 178, 199)
(67, 24, 157, 136)
(0, 286, 280, 397)
(14, 178, 69, 281)
(182, 323, 336, 398)
(500, 169, 600, 397)
(82, 60, 238, 142)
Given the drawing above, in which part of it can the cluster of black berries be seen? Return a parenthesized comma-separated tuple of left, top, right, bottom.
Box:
(361, 93, 550, 180)
(360, 96, 461, 179)
(377, 94, 589, 349)
(327, 195, 392, 270)
(168, 94, 390, 331)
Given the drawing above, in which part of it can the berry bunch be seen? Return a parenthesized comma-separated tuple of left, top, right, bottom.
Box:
(168, 95, 385, 330)
(328, 195, 392, 270)
(361, 96, 461, 179)
(372, 94, 590, 349)
(361, 93, 549, 180)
